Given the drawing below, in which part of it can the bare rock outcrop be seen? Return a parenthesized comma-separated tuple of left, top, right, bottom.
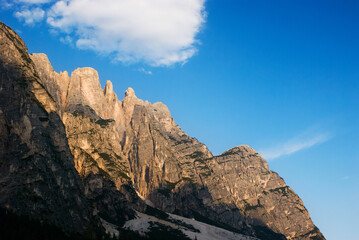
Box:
(31, 49, 325, 239)
(202, 146, 325, 240)
(0, 21, 91, 233)
(0, 19, 326, 239)
(30, 53, 70, 114)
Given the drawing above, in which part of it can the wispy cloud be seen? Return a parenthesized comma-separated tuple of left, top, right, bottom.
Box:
(138, 68, 152, 75)
(59, 35, 73, 46)
(16, 0, 54, 4)
(259, 131, 330, 160)
(1, 1, 14, 9)
(9, 0, 207, 67)
(15, 7, 45, 25)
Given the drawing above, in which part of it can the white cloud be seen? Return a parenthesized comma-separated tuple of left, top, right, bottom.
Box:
(137, 68, 152, 75)
(15, 7, 45, 25)
(138, 68, 152, 75)
(1, 1, 14, 9)
(16, 0, 54, 4)
(10, 0, 206, 66)
(259, 132, 330, 160)
(42, 0, 206, 66)
(60, 35, 73, 45)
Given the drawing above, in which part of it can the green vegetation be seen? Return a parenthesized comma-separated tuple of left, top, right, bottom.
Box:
(145, 206, 169, 220)
(252, 225, 287, 240)
(188, 151, 204, 159)
(71, 110, 86, 118)
(98, 167, 112, 180)
(191, 211, 245, 235)
(117, 228, 147, 240)
(174, 138, 192, 145)
(99, 152, 112, 161)
(79, 149, 97, 167)
(114, 152, 122, 160)
(182, 177, 194, 184)
(117, 170, 131, 180)
(166, 218, 200, 233)
(0, 207, 116, 240)
(179, 161, 192, 166)
(248, 153, 259, 157)
(294, 226, 321, 240)
(22, 154, 34, 161)
(195, 162, 209, 170)
(244, 203, 263, 211)
(147, 222, 191, 240)
(218, 149, 238, 157)
(295, 206, 305, 213)
(98, 152, 131, 180)
(269, 186, 290, 196)
(95, 119, 114, 128)
(165, 180, 180, 191)
(157, 188, 171, 198)
(168, 135, 177, 142)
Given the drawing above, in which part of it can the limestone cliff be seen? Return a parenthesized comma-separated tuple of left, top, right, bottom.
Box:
(31, 49, 325, 239)
(0, 20, 325, 240)
(0, 21, 91, 233)
(202, 146, 324, 240)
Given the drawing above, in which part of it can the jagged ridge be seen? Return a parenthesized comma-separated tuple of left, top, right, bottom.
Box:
(31, 50, 325, 239)
(0, 20, 325, 240)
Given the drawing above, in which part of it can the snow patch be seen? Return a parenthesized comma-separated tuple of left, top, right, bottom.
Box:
(168, 213, 258, 240)
(123, 211, 259, 240)
(123, 213, 152, 236)
(100, 218, 119, 238)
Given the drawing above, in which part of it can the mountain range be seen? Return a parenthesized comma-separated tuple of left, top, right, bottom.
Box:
(0, 21, 325, 240)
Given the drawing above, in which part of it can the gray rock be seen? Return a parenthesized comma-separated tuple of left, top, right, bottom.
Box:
(1, 20, 325, 240)
(0, 21, 91, 233)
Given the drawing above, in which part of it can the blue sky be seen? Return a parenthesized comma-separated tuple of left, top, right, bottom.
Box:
(1, 1, 358, 239)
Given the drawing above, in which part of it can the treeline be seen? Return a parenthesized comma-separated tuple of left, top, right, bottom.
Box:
(0, 208, 114, 240)
(0, 208, 192, 240)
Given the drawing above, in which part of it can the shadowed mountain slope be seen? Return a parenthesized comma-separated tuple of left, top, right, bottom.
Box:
(0, 21, 325, 240)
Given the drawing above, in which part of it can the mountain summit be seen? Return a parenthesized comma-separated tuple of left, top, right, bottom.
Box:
(0, 21, 325, 240)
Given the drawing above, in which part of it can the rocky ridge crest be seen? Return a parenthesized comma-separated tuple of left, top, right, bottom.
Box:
(0, 21, 90, 233)
(0, 20, 325, 240)
(31, 51, 324, 239)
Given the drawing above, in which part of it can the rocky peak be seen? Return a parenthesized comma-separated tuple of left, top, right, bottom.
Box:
(30, 53, 70, 114)
(0, 21, 91, 233)
(220, 145, 269, 170)
(71, 67, 100, 86)
(67, 67, 104, 113)
(148, 102, 175, 132)
(125, 87, 136, 97)
(30, 53, 53, 73)
(104, 80, 114, 98)
(121, 88, 144, 123)
(222, 145, 256, 155)
(24, 24, 325, 239)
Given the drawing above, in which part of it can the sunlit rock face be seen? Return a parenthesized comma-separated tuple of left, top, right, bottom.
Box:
(0, 22, 91, 233)
(0, 19, 325, 240)
(32, 48, 324, 239)
(202, 146, 324, 240)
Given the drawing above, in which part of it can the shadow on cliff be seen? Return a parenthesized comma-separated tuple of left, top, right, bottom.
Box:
(145, 182, 287, 240)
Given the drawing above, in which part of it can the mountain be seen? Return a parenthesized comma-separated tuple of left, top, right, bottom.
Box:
(0, 21, 325, 240)
(0, 21, 91, 234)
